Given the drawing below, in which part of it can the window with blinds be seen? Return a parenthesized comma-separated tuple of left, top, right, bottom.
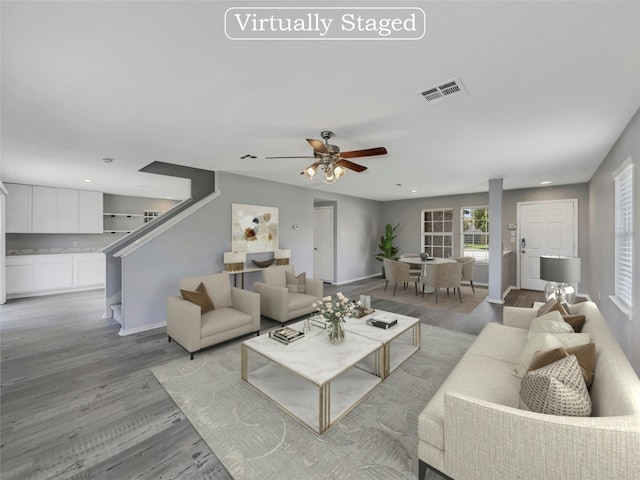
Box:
(612, 158, 633, 314)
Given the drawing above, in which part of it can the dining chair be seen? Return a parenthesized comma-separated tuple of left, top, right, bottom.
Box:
(383, 258, 418, 296)
(421, 262, 463, 303)
(398, 253, 422, 284)
(454, 256, 476, 293)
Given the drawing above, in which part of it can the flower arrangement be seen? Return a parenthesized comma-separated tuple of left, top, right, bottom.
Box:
(312, 293, 361, 326)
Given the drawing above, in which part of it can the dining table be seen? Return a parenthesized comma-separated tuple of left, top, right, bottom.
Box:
(398, 256, 457, 293)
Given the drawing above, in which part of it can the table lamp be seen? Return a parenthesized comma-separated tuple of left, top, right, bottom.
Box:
(274, 248, 291, 266)
(224, 251, 246, 272)
(539, 255, 581, 304)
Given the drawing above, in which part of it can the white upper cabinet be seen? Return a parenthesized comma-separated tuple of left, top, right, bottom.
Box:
(6, 183, 103, 234)
(5, 183, 32, 233)
(57, 188, 79, 233)
(32, 186, 58, 233)
(79, 190, 104, 233)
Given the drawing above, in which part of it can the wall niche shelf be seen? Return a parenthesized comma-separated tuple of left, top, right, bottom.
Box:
(102, 210, 164, 234)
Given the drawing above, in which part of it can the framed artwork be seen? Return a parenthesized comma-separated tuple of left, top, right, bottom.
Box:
(231, 203, 278, 253)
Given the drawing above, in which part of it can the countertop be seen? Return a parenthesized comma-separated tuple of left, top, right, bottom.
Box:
(6, 248, 103, 256)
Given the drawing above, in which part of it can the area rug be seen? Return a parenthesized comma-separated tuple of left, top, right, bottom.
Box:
(151, 325, 475, 480)
(362, 284, 487, 315)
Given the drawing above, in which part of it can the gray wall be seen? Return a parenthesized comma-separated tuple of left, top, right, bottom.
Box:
(120, 172, 383, 332)
(380, 183, 590, 293)
(588, 107, 639, 374)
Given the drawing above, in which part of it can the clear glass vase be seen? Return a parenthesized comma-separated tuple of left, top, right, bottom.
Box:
(327, 321, 345, 344)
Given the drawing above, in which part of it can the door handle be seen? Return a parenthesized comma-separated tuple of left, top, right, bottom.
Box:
(520, 238, 526, 254)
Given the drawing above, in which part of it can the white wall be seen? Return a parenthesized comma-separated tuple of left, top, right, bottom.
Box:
(589, 107, 639, 374)
(119, 172, 382, 333)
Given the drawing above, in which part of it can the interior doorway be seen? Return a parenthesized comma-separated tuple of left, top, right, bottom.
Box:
(313, 206, 334, 283)
(517, 199, 578, 290)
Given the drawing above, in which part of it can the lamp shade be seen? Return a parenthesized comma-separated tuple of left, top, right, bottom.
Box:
(540, 256, 581, 283)
(223, 251, 246, 264)
(274, 249, 291, 259)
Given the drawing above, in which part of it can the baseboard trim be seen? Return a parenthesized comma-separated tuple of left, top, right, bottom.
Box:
(332, 272, 382, 285)
(119, 321, 166, 336)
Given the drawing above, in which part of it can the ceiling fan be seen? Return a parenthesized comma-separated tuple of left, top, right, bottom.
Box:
(266, 131, 388, 184)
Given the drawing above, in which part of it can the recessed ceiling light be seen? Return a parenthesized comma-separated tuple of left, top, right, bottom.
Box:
(83, 179, 92, 183)
(540, 180, 551, 185)
(411, 189, 417, 193)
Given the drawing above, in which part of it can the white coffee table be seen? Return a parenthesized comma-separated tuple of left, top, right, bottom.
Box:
(241, 320, 383, 434)
(344, 310, 421, 379)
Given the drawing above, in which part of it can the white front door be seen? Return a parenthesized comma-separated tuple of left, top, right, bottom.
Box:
(518, 199, 578, 291)
(313, 206, 333, 282)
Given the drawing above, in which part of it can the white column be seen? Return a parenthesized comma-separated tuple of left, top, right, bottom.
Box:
(487, 178, 504, 304)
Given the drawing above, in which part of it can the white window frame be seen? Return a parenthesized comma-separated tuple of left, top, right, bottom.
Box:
(610, 157, 633, 318)
(461, 206, 489, 263)
(421, 208, 454, 258)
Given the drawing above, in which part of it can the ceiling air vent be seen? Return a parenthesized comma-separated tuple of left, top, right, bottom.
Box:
(418, 77, 467, 104)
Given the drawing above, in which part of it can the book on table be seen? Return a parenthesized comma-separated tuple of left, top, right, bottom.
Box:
(366, 314, 398, 329)
(269, 326, 305, 344)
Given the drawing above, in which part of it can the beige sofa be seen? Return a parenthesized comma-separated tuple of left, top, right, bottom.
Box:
(253, 265, 323, 324)
(167, 273, 260, 359)
(418, 301, 640, 480)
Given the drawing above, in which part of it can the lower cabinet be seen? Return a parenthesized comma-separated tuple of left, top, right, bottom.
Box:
(6, 253, 105, 297)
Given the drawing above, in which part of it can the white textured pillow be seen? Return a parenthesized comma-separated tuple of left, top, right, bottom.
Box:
(519, 354, 592, 416)
(529, 311, 574, 336)
(513, 332, 591, 378)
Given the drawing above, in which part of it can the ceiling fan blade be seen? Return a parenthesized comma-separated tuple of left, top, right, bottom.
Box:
(335, 159, 367, 172)
(306, 138, 328, 154)
(265, 155, 316, 159)
(339, 147, 387, 159)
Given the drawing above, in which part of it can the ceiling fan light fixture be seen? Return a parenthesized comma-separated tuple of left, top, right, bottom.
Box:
(334, 165, 346, 179)
(304, 166, 317, 179)
(323, 168, 336, 184)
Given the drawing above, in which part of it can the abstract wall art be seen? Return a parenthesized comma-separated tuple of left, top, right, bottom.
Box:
(231, 203, 278, 253)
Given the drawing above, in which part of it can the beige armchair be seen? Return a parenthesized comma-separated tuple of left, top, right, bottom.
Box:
(383, 258, 418, 296)
(253, 265, 323, 324)
(421, 262, 463, 303)
(167, 273, 260, 359)
(454, 256, 476, 293)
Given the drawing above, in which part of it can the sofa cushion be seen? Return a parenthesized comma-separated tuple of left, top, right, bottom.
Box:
(288, 292, 318, 312)
(527, 343, 596, 386)
(513, 332, 591, 378)
(519, 354, 592, 416)
(418, 353, 521, 451)
(201, 274, 233, 308)
(181, 282, 215, 314)
(286, 271, 306, 293)
(529, 310, 574, 335)
(562, 314, 586, 333)
(201, 307, 252, 337)
(465, 323, 528, 363)
(262, 265, 295, 288)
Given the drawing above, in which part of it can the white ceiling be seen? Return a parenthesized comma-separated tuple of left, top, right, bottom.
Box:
(2, 1, 639, 201)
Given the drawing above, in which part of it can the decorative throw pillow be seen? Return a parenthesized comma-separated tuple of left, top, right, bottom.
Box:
(180, 282, 215, 314)
(537, 299, 568, 317)
(529, 310, 575, 335)
(519, 354, 592, 416)
(513, 332, 591, 378)
(526, 343, 596, 386)
(285, 271, 306, 293)
(562, 314, 586, 333)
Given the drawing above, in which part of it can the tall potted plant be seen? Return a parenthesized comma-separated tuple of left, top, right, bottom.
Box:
(375, 223, 399, 275)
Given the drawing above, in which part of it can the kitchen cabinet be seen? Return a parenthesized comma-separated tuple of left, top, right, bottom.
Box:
(73, 253, 105, 287)
(5, 253, 105, 298)
(5, 183, 103, 234)
(34, 254, 73, 290)
(79, 190, 104, 233)
(5, 256, 35, 294)
(5, 183, 33, 233)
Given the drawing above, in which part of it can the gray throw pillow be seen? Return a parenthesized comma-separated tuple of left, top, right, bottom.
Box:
(285, 271, 306, 293)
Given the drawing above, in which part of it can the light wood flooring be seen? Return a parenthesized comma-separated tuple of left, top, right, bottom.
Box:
(1, 277, 508, 479)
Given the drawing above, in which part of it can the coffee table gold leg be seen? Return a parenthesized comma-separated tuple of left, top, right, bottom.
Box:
(319, 383, 330, 434)
(241, 345, 248, 381)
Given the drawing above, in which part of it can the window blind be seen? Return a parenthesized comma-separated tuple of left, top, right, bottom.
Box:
(613, 160, 633, 309)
